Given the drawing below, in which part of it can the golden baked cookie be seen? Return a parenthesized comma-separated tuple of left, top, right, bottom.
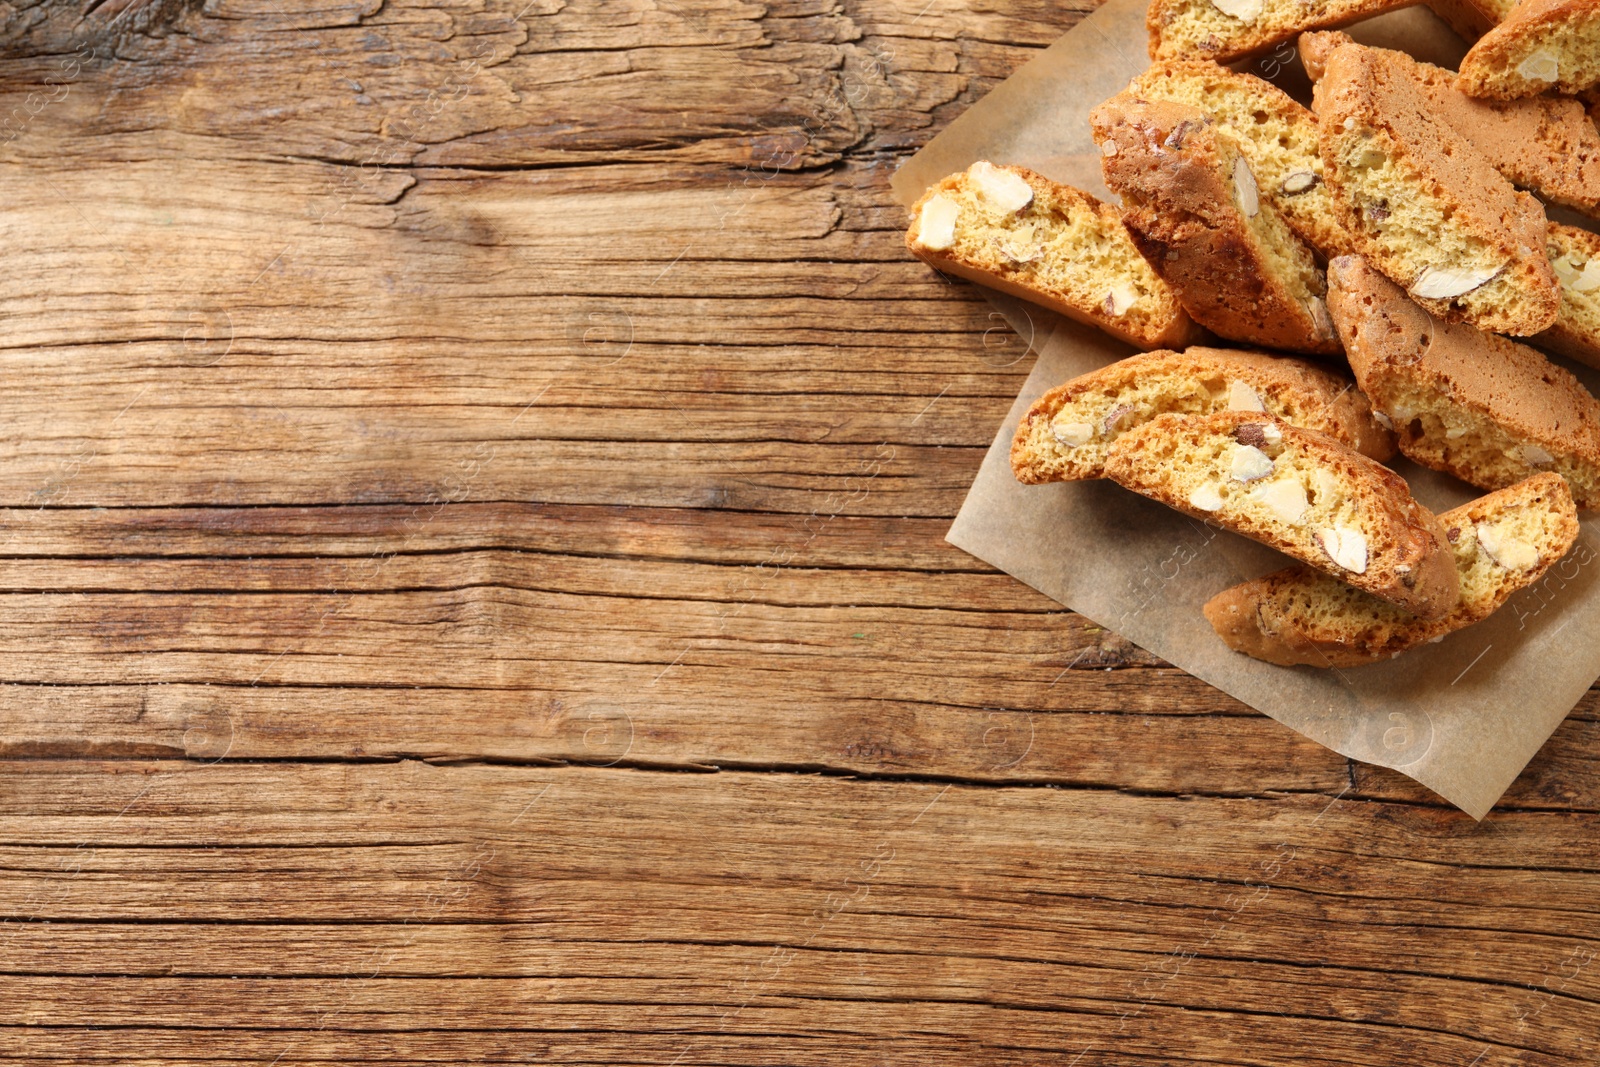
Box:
(1457, 0, 1600, 100)
(1010, 346, 1397, 484)
(1536, 222, 1600, 368)
(1314, 41, 1561, 336)
(1328, 254, 1600, 510)
(1091, 96, 1340, 356)
(1127, 60, 1351, 257)
(905, 161, 1203, 350)
(1205, 473, 1579, 667)
(1300, 31, 1600, 219)
(1145, 0, 1409, 64)
(1104, 410, 1461, 618)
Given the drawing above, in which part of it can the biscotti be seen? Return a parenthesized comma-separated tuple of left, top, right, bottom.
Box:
(1145, 0, 1409, 64)
(1104, 410, 1461, 618)
(1328, 254, 1600, 509)
(1204, 473, 1579, 667)
(1091, 96, 1340, 356)
(905, 162, 1203, 350)
(1536, 222, 1600, 367)
(1457, 0, 1600, 99)
(1300, 31, 1600, 219)
(1126, 61, 1350, 257)
(1314, 41, 1561, 336)
(1011, 347, 1397, 484)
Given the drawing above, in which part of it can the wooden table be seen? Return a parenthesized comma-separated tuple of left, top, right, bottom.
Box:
(0, 0, 1595, 1062)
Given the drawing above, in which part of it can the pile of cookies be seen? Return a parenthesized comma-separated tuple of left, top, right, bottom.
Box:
(904, 2, 1600, 668)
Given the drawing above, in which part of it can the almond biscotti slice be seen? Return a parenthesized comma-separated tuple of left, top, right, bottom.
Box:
(1537, 222, 1600, 367)
(1457, 0, 1600, 100)
(1126, 61, 1350, 257)
(905, 162, 1202, 350)
(1104, 410, 1460, 617)
(1091, 96, 1341, 356)
(1204, 473, 1579, 666)
(1328, 254, 1600, 509)
(1314, 41, 1561, 336)
(1146, 0, 1410, 64)
(1301, 31, 1600, 219)
(1011, 346, 1397, 484)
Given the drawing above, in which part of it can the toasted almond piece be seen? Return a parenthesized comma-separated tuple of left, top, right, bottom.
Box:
(1053, 421, 1095, 448)
(1315, 525, 1369, 573)
(969, 161, 1034, 214)
(1475, 521, 1540, 570)
(1105, 283, 1140, 317)
(1209, 0, 1264, 21)
(1574, 262, 1600, 293)
(1232, 157, 1260, 217)
(1189, 483, 1225, 511)
(1515, 50, 1560, 84)
(1280, 171, 1320, 196)
(915, 195, 959, 251)
(1410, 264, 1503, 300)
(1230, 444, 1274, 482)
(1251, 478, 1309, 524)
(1227, 380, 1265, 412)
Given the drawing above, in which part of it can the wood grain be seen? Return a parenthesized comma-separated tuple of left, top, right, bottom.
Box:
(0, 764, 1597, 1064)
(0, 0, 1594, 1063)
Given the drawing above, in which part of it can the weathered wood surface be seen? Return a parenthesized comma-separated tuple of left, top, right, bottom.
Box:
(0, 0, 1594, 1063)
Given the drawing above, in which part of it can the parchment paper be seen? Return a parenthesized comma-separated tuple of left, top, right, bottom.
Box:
(892, 0, 1600, 818)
